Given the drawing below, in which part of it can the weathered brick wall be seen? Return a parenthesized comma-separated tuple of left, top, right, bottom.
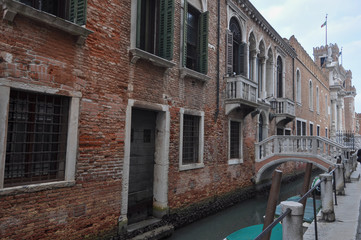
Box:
(0, 0, 129, 238)
(0, 0, 319, 239)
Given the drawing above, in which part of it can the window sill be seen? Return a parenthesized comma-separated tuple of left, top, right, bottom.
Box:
(180, 68, 211, 82)
(129, 48, 175, 69)
(228, 158, 243, 165)
(1, 0, 93, 45)
(0, 180, 76, 196)
(179, 162, 204, 171)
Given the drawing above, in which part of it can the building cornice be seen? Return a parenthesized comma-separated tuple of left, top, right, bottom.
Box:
(237, 0, 297, 58)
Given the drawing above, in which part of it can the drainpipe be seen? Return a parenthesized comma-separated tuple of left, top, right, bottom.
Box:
(292, 57, 295, 102)
(214, 0, 220, 122)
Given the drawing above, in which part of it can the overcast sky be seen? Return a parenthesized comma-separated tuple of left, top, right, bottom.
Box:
(251, 0, 361, 113)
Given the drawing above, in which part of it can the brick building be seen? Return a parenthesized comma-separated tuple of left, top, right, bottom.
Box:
(0, 0, 357, 239)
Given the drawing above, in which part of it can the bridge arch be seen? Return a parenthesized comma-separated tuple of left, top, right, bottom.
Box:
(254, 157, 330, 184)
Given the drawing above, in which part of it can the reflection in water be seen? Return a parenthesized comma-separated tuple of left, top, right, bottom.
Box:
(167, 172, 321, 240)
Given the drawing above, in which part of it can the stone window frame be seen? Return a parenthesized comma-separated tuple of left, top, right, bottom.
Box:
(325, 127, 328, 138)
(296, 118, 307, 136)
(309, 121, 314, 136)
(0, 80, 80, 195)
(316, 86, 320, 114)
(296, 69, 302, 105)
(325, 94, 328, 118)
(1, 0, 92, 45)
(228, 118, 243, 165)
(179, 108, 204, 171)
(129, 0, 176, 69)
(309, 79, 314, 111)
(316, 125, 320, 137)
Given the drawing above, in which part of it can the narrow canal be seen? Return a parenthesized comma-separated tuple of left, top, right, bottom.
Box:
(167, 171, 321, 240)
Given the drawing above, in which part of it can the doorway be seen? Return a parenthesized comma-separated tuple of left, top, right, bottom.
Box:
(127, 108, 156, 224)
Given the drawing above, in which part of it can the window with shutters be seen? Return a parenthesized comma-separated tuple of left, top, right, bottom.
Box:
(3, 0, 92, 44)
(0, 84, 80, 191)
(136, 0, 174, 60)
(17, 0, 87, 25)
(182, 1, 209, 75)
(226, 17, 246, 76)
(179, 108, 204, 171)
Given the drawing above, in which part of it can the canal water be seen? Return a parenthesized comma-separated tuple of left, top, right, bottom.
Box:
(167, 172, 320, 240)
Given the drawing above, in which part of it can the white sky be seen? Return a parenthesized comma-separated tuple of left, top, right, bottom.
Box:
(251, 0, 361, 112)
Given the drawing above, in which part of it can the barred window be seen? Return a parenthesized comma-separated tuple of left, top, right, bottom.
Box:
(230, 121, 240, 159)
(182, 114, 200, 164)
(4, 90, 69, 187)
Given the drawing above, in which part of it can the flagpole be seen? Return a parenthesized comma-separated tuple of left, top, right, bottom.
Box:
(325, 14, 328, 47)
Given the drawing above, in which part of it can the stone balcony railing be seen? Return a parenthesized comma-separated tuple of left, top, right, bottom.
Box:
(226, 75, 258, 106)
(255, 135, 351, 163)
(270, 98, 295, 116)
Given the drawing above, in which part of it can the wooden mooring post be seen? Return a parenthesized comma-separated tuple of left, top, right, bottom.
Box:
(262, 169, 282, 240)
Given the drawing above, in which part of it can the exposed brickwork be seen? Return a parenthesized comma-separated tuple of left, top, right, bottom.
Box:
(0, 0, 356, 239)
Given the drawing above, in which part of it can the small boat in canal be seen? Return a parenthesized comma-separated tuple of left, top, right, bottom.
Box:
(224, 222, 282, 240)
(224, 195, 321, 240)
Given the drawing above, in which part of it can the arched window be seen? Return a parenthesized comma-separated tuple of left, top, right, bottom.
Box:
(276, 56, 283, 98)
(296, 70, 301, 103)
(309, 80, 313, 110)
(316, 87, 319, 113)
(248, 33, 256, 81)
(226, 17, 246, 76)
(325, 95, 328, 117)
(266, 48, 274, 97)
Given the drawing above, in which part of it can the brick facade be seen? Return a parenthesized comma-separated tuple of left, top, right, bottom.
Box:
(0, 0, 357, 239)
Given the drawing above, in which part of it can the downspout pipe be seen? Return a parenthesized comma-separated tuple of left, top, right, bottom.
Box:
(293, 57, 295, 102)
(215, 0, 220, 122)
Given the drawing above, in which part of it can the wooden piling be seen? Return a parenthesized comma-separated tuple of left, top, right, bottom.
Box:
(262, 169, 282, 240)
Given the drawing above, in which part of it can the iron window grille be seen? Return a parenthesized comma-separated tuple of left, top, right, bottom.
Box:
(4, 90, 69, 187)
(230, 121, 240, 159)
(182, 114, 200, 164)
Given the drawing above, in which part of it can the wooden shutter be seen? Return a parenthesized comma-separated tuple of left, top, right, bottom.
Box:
(199, 11, 209, 74)
(240, 42, 247, 76)
(158, 0, 174, 60)
(226, 30, 233, 75)
(136, 0, 142, 48)
(182, 0, 188, 67)
(69, 0, 87, 25)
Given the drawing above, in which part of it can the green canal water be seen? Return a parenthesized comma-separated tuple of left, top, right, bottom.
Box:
(167, 172, 321, 240)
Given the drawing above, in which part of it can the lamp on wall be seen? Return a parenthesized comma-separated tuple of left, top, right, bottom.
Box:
(251, 109, 260, 118)
(269, 113, 276, 121)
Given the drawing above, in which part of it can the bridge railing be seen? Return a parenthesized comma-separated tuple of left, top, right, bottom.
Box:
(256, 135, 350, 163)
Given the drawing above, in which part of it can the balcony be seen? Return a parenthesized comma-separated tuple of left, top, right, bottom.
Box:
(270, 98, 295, 125)
(225, 75, 259, 115)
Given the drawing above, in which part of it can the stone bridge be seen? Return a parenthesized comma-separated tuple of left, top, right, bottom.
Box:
(254, 136, 353, 184)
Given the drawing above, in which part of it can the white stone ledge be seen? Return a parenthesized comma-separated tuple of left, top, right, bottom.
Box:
(1, 0, 93, 45)
(129, 48, 175, 69)
(179, 163, 204, 171)
(0, 180, 76, 196)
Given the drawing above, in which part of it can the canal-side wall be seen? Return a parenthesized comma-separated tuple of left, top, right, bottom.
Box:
(165, 168, 311, 230)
